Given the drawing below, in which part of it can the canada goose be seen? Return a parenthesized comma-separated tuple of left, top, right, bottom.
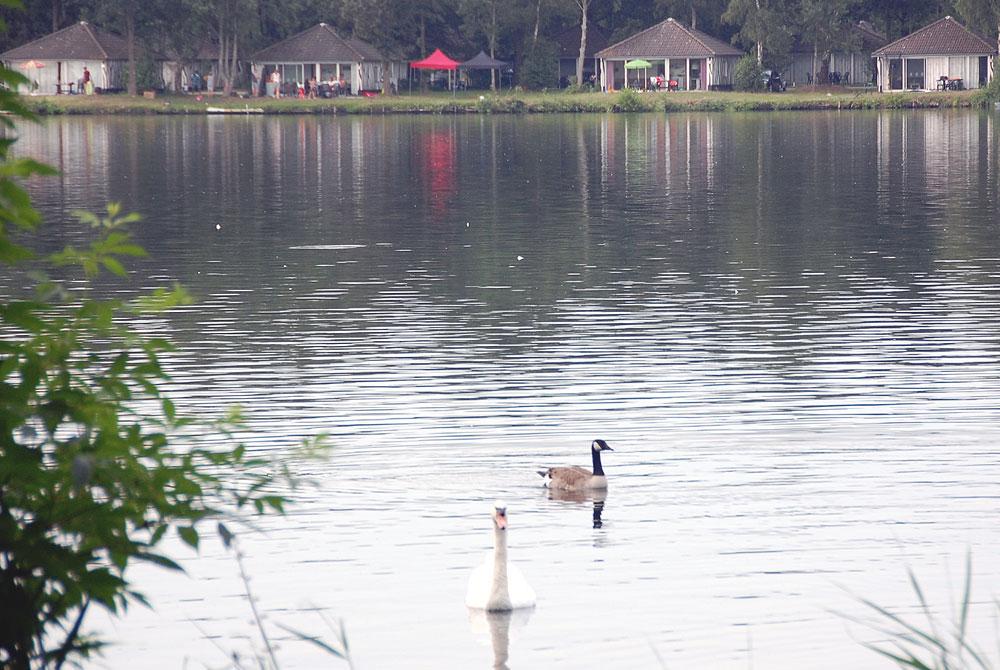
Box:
(465, 504, 536, 611)
(537, 439, 613, 491)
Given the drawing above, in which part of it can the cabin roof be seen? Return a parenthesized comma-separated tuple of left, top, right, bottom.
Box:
(252, 23, 386, 63)
(1, 21, 138, 61)
(596, 18, 743, 59)
(874, 16, 996, 57)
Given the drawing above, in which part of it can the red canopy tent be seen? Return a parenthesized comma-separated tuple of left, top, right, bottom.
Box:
(410, 48, 460, 94)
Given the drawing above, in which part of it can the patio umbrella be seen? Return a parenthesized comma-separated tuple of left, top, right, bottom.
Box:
(624, 59, 651, 89)
(20, 60, 45, 69)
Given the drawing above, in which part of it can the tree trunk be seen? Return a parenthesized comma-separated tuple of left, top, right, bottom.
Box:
(51, 0, 62, 32)
(490, 0, 497, 90)
(225, 17, 237, 97)
(754, 0, 763, 66)
(812, 43, 817, 85)
(419, 14, 426, 90)
(576, 0, 589, 87)
(126, 5, 137, 96)
(690, 1, 697, 30)
(218, 10, 226, 93)
(531, 0, 542, 53)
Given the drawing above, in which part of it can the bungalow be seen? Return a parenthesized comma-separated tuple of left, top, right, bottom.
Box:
(784, 21, 887, 87)
(250, 23, 402, 96)
(596, 18, 743, 92)
(0, 21, 166, 94)
(873, 16, 996, 91)
(555, 25, 609, 87)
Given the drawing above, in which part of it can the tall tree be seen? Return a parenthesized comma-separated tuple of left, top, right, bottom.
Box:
(459, 0, 510, 88)
(954, 0, 1000, 54)
(797, 0, 857, 84)
(723, 0, 792, 65)
(91, 0, 146, 95)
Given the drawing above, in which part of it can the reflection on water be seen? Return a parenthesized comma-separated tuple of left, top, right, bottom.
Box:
(547, 487, 608, 529)
(8, 111, 1000, 669)
(468, 608, 533, 670)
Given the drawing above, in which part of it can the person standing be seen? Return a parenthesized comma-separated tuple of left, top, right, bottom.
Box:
(270, 67, 281, 98)
(82, 66, 92, 95)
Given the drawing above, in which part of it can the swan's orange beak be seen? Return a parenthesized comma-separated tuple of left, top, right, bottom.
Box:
(495, 510, 507, 529)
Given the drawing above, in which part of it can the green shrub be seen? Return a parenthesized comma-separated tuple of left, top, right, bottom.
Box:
(971, 60, 1000, 106)
(613, 86, 646, 112)
(734, 54, 764, 92)
(0, 60, 325, 668)
(519, 40, 559, 90)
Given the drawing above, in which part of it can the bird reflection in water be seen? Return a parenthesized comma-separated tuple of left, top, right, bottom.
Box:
(546, 487, 608, 528)
(467, 607, 533, 670)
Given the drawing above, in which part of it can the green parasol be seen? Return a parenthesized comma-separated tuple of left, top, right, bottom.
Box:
(624, 59, 652, 89)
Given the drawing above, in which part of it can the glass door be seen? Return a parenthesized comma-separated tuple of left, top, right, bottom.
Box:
(889, 58, 903, 90)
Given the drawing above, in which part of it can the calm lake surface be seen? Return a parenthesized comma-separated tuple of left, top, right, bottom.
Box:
(11, 110, 1000, 669)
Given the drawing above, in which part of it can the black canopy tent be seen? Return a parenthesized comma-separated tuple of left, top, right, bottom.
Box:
(459, 51, 511, 90)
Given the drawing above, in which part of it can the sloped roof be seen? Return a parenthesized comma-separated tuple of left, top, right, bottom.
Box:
(459, 51, 509, 70)
(1, 21, 134, 61)
(411, 48, 459, 69)
(874, 16, 996, 57)
(597, 17, 743, 59)
(555, 25, 610, 59)
(252, 23, 386, 63)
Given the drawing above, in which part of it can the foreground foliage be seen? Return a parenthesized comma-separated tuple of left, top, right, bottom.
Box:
(0, 57, 322, 667)
(849, 554, 1000, 670)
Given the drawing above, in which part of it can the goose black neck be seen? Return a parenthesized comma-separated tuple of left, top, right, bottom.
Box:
(591, 447, 605, 476)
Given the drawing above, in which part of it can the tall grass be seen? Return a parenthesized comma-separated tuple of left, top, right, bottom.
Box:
(846, 553, 999, 669)
(213, 523, 355, 669)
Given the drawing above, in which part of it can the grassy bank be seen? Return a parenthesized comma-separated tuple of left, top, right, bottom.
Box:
(22, 87, 995, 116)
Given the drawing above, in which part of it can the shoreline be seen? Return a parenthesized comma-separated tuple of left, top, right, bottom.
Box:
(22, 88, 994, 115)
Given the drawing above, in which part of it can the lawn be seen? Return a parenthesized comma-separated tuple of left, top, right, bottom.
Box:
(22, 86, 989, 116)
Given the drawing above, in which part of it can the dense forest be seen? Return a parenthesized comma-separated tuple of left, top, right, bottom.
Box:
(2, 0, 998, 92)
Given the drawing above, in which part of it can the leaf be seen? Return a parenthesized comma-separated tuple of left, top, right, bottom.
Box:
(100, 256, 127, 277)
(178, 526, 199, 550)
(134, 552, 184, 572)
(162, 397, 176, 422)
(217, 522, 234, 549)
(274, 622, 346, 660)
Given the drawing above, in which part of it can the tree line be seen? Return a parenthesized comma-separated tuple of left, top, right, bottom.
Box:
(1, 0, 998, 94)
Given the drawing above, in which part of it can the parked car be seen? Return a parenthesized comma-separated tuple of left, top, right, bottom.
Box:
(762, 69, 786, 92)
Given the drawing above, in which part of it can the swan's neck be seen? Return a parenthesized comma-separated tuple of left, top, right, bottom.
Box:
(487, 527, 511, 611)
(592, 448, 605, 476)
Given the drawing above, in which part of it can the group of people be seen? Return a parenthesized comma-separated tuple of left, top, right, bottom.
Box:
(266, 69, 349, 98)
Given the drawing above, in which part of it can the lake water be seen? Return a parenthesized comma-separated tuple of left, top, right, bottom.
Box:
(11, 110, 1000, 669)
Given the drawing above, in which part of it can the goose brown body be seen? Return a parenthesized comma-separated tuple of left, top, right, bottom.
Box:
(538, 440, 613, 491)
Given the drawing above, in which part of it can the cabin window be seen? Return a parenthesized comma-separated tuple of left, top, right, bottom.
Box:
(905, 58, 924, 90)
(980, 56, 989, 86)
(889, 58, 903, 89)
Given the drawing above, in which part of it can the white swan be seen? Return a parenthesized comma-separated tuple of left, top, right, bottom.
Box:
(465, 504, 536, 611)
